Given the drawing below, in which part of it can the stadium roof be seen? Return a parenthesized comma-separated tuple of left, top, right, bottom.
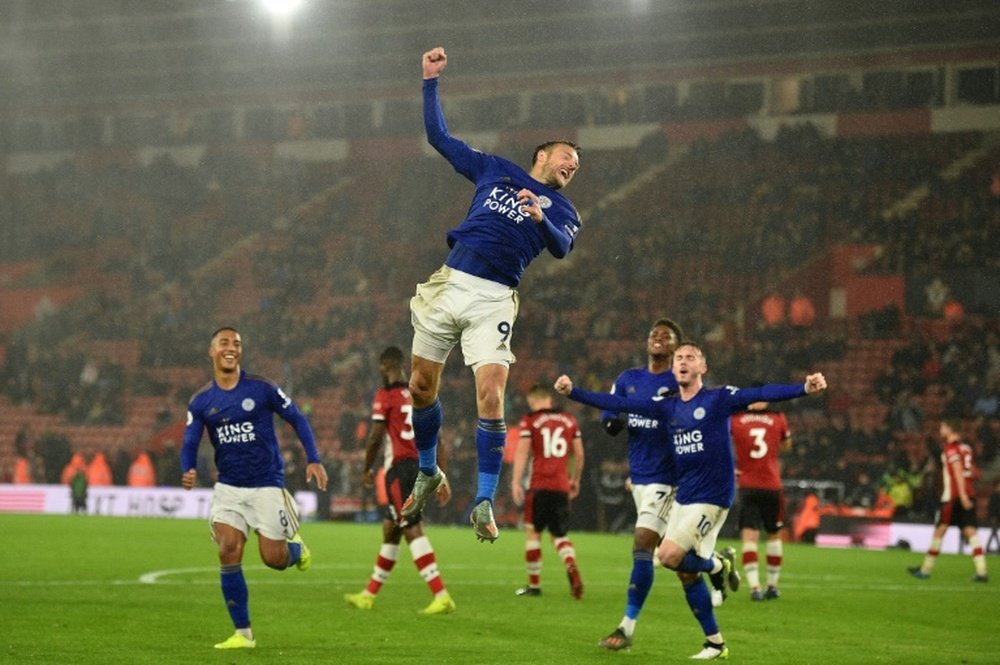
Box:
(0, 0, 998, 108)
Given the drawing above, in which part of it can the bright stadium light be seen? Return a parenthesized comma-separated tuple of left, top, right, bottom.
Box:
(259, 0, 304, 16)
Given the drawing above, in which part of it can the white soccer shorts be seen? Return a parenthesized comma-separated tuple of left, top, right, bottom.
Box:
(630, 483, 676, 537)
(410, 265, 519, 370)
(210, 482, 301, 541)
(663, 501, 729, 557)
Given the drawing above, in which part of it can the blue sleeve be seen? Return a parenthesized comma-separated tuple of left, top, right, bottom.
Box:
(537, 213, 573, 258)
(271, 389, 321, 464)
(600, 374, 626, 421)
(423, 78, 486, 181)
(180, 407, 204, 472)
(724, 383, 807, 411)
(569, 386, 666, 419)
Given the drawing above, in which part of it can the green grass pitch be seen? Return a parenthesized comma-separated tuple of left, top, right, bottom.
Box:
(1, 513, 996, 664)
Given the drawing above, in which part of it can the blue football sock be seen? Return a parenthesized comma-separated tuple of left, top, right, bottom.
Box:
(412, 400, 442, 475)
(677, 550, 715, 574)
(625, 549, 655, 620)
(474, 418, 506, 503)
(287, 541, 302, 568)
(683, 576, 719, 636)
(220, 564, 250, 629)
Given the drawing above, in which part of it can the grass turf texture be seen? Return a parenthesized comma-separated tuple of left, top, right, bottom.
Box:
(1, 513, 996, 664)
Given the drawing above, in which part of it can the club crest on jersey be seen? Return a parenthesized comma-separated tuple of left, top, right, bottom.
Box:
(693, 407, 706, 420)
(242, 398, 255, 412)
(538, 195, 552, 209)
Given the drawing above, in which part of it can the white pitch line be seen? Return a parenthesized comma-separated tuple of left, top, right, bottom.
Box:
(0, 565, 980, 592)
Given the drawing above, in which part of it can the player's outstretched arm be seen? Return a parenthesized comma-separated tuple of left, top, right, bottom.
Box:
(554, 375, 574, 396)
(804, 372, 827, 394)
(423, 47, 447, 79)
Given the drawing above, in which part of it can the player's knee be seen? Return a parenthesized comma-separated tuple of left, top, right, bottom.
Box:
(657, 547, 684, 569)
(478, 395, 503, 417)
(261, 549, 289, 570)
(215, 538, 244, 564)
(476, 383, 505, 416)
(474, 365, 507, 415)
(659, 553, 683, 570)
(408, 376, 436, 405)
(633, 528, 660, 551)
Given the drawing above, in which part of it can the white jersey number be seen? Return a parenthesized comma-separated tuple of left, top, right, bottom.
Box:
(541, 426, 569, 459)
(748, 427, 768, 459)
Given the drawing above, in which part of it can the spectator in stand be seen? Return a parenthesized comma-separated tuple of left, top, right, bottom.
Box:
(87, 451, 113, 486)
(760, 292, 786, 328)
(13, 454, 32, 484)
(787, 290, 817, 329)
(127, 450, 156, 487)
(844, 471, 880, 510)
(942, 298, 965, 323)
(156, 443, 181, 487)
(924, 277, 950, 316)
(112, 447, 131, 486)
(889, 390, 924, 433)
(908, 419, 988, 582)
(61, 452, 87, 486)
(971, 376, 998, 418)
(881, 465, 920, 519)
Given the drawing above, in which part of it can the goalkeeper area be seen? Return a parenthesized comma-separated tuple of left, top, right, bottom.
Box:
(1, 514, 995, 664)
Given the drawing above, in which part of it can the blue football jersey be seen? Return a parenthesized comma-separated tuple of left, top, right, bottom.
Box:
(181, 370, 320, 488)
(424, 78, 581, 287)
(570, 383, 807, 507)
(601, 367, 678, 485)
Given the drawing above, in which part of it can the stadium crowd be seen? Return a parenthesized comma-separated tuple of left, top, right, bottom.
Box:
(1, 115, 998, 534)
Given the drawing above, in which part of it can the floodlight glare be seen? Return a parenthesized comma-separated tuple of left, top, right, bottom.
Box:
(260, 0, 304, 16)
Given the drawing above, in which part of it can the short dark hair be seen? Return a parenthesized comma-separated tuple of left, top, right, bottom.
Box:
(532, 140, 581, 166)
(650, 317, 684, 342)
(941, 417, 963, 432)
(210, 326, 240, 342)
(379, 346, 405, 366)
